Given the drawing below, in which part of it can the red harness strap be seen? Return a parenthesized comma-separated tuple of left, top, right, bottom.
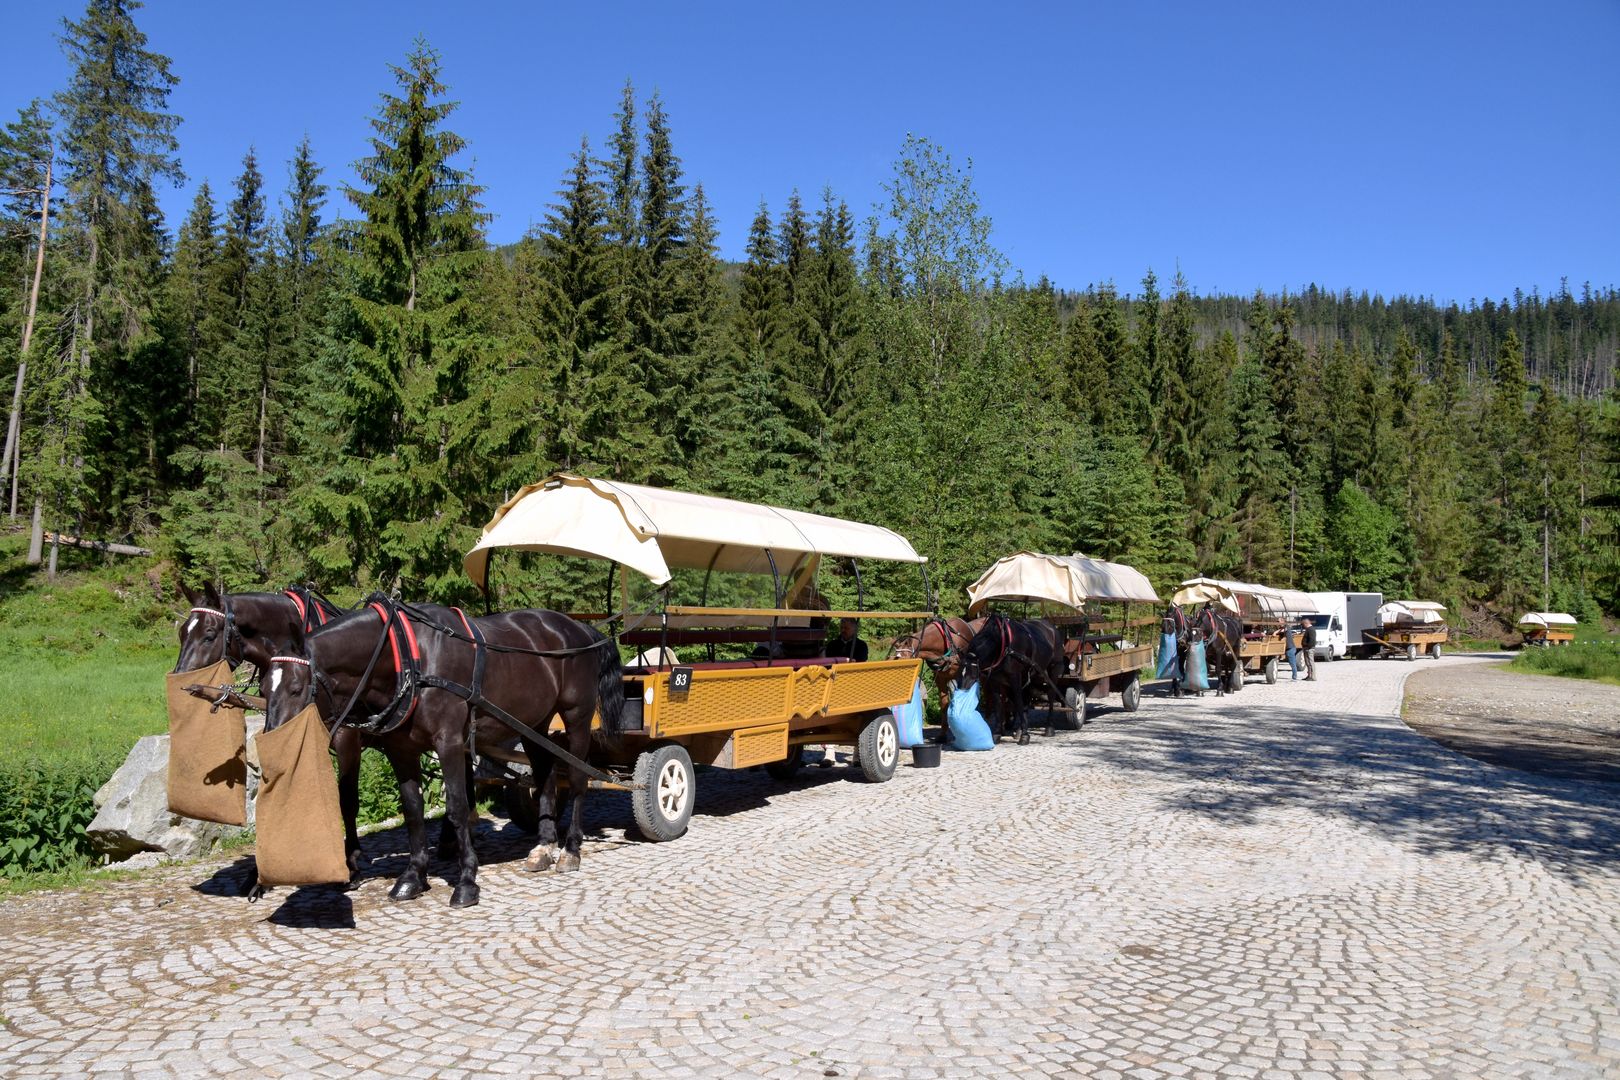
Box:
(368, 600, 424, 724)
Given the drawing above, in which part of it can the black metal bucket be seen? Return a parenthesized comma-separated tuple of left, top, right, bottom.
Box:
(910, 743, 942, 768)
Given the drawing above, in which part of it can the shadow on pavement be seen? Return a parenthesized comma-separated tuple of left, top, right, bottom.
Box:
(1085, 692, 1620, 881)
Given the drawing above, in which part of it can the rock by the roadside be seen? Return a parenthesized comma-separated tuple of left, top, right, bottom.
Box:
(87, 734, 252, 860)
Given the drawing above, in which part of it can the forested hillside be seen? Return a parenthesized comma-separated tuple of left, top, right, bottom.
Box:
(3, 4, 1618, 625)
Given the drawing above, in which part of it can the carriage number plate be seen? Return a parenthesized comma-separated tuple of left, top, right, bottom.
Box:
(669, 666, 694, 694)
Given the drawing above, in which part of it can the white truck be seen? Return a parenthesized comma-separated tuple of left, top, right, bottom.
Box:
(1306, 592, 1383, 660)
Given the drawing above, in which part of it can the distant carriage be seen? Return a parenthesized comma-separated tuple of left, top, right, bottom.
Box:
(1367, 601, 1449, 660)
(1170, 578, 1310, 685)
(965, 552, 1161, 722)
(1518, 611, 1577, 648)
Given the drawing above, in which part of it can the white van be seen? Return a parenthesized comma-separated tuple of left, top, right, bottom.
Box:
(1308, 591, 1384, 659)
(1299, 609, 1345, 660)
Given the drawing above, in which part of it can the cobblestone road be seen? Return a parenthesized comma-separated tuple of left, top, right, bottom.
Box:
(3, 653, 1618, 1078)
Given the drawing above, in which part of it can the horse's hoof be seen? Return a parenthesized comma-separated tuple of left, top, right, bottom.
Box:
(388, 878, 425, 902)
(523, 846, 558, 873)
(555, 851, 581, 873)
(450, 883, 480, 908)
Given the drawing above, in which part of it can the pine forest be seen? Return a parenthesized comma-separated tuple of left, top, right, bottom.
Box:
(4, 5, 1619, 632)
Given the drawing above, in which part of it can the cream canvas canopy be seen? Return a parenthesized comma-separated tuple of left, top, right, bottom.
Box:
(1377, 600, 1447, 625)
(463, 473, 927, 589)
(965, 552, 1160, 614)
(1275, 589, 1321, 615)
(1517, 612, 1577, 628)
(1170, 577, 1286, 616)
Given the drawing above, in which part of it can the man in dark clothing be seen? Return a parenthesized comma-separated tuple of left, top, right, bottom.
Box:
(826, 617, 868, 662)
(1300, 620, 1317, 681)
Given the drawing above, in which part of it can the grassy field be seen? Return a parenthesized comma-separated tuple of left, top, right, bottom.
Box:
(1509, 642, 1620, 686)
(0, 532, 176, 764)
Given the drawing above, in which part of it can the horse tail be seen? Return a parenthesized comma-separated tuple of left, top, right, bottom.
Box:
(594, 629, 627, 736)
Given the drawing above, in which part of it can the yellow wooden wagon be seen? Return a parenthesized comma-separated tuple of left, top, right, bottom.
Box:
(1518, 612, 1576, 647)
(1368, 601, 1449, 660)
(966, 551, 1161, 722)
(462, 473, 929, 842)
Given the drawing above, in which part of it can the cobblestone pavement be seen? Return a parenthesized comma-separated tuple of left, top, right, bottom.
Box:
(3, 654, 1618, 1078)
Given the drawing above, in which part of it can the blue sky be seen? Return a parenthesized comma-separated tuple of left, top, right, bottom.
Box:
(4, 1, 1617, 305)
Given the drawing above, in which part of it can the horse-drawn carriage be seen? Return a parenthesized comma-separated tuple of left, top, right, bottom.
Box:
(965, 552, 1160, 722)
(1366, 601, 1448, 660)
(1518, 612, 1576, 647)
(1170, 578, 1303, 685)
(168, 474, 930, 905)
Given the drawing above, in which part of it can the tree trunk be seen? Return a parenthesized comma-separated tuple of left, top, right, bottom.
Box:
(27, 497, 44, 565)
(1, 147, 51, 516)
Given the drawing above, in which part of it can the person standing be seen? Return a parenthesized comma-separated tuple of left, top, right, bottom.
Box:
(1301, 619, 1317, 681)
(1284, 621, 1300, 681)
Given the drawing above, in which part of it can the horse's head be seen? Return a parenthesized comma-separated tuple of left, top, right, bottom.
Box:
(175, 585, 306, 679)
(175, 581, 235, 674)
(262, 625, 319, 734)
(959, 614, 1009, 689)
(888, 632, 921, 660)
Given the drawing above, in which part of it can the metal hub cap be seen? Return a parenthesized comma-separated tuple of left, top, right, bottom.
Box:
(657, 759, 689, 820)
(877, 722, 897, 768)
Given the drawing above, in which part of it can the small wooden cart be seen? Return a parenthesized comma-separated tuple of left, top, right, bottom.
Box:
(1366, 601, 1449, 660)
(966, 551, 1161, 722)
(463, 473, 930, 842)
(1518, 612, 1577, 647)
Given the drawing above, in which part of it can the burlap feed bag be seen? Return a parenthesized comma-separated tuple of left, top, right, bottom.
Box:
(253, 703, 349, 886)
(166, 660, 248, 825)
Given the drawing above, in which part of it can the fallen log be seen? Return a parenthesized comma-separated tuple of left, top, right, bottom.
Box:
(44, 531, 153, 557)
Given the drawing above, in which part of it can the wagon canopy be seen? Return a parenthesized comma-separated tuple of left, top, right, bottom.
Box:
(1517, 611, 1577, 628)
(1377, 600, 1447, 625)
(1274, 589, 1321, 614)
(463, 472, 927, 588)
(1170, 577, 1287, 616)
(965, 551, 1160, 614)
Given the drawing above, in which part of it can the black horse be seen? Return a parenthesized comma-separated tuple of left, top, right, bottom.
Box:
(961, 613, 1066, 745)
(261, 596, 624, 908)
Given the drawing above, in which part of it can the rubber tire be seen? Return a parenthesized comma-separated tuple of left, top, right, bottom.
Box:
(1121, 678, 1140, 713)
(1429, 643, 1442, 660)
(765, 743, 805, 781)
(1063, 686, 1087, 728)
(1405, 644, 1417, 662)
(503, 783, 539, 835)
(1228, 665, 1244, 693)
(1263, 657, 1278, 684)
(632, 743, 695, 842)
(857, 713, 899, 783)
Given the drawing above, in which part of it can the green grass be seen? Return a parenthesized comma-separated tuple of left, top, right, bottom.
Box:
(1509, 642, 1620, 686)
(0, 531, 176, 764)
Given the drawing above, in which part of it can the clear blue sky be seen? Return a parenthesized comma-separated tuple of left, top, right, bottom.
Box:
(5, 1, 1617, 305)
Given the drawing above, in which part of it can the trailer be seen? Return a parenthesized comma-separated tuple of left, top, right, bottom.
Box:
(965, 551, 1161, 722)
(1518, 612, 1577, 647)
(462, 473, 931, 841)
(1365, 601, 1449, 660)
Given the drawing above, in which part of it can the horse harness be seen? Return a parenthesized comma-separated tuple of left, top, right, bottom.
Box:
(271, 595, 618, 784)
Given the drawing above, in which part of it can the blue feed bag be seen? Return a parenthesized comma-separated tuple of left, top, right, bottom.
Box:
(893, 679, 926, 747)
(1155, 632, 1179, 679)
(946, 683, 994, 751)
(1185, 640, 1210, 691)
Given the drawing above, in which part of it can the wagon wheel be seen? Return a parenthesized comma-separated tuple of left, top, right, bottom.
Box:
(765, 743, 805, 781)
(1121, 677, 1141, 713)
(1428, 642, 1442, 660)
(1263, 657, 1278, 684)
(1405, 643, 1417, 662)
(1063, 686, 1087, 728)
(1228, 664, 1244, 693)
(502, 783, 539, 835)
(856, 713, 899, 783)
(632, 743, 695, 842)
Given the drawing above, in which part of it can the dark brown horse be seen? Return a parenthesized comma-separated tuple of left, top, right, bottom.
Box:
(960, 613, 1066, 745)
(889, 616, 983, 718)
(1163, 603, 1243, 696)
(262, 596, 624, 908)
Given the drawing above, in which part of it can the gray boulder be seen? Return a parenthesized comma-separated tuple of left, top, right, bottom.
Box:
(88, 721, 264, 861)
